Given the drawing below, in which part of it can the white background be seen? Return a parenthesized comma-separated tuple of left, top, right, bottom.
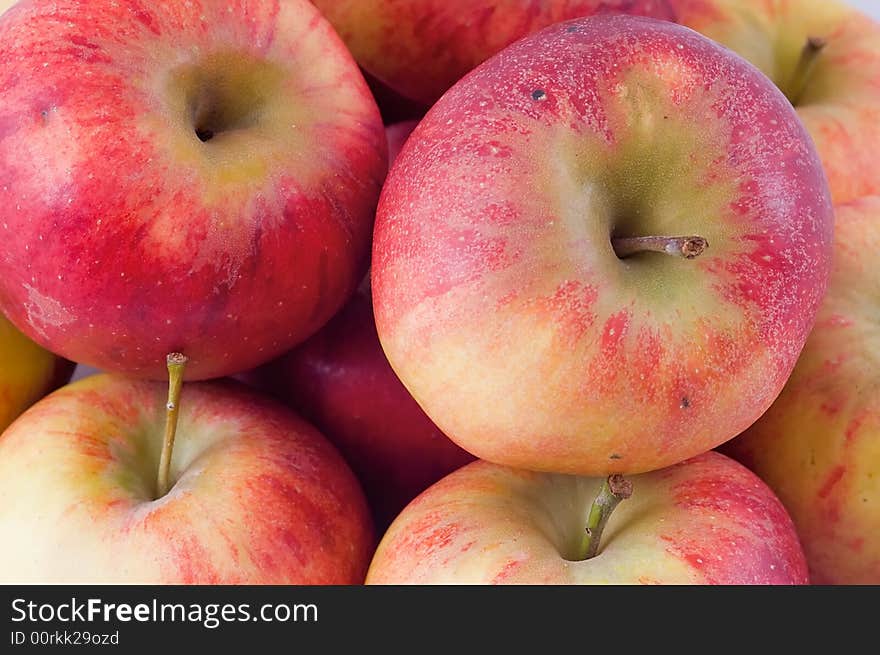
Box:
(69, 0, 880, 381)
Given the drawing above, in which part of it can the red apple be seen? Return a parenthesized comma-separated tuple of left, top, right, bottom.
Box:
(372, 16, 834, 476)
(0, 0, 387, 380)
(0, 374, 373, 583)
(0, 313, 74, 432)
(674, 0, 880, 204)
(367, 451, 808, 584)
(244, 118, 443, 528)
(312, 0, 680, 105)
(364, 70, 428, 125)
(724, 197, 880, 585)
(246, 280, 474, 529)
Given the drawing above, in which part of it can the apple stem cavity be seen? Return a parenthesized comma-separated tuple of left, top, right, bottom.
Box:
(577, 474, 633, 561)
(786, 36, 827, 107)
(612, 235, 708, 260)
(157, 352, 188, 499)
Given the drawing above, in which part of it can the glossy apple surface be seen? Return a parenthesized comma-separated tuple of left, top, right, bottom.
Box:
(372, 16, 834, 475)
(725, 197, 880, 585)
(0, 313, 74, 432)
(246, 281, 474, 529)
(367, 451, 808, 584)
(0, 0, 387, 380)
(0, 375, 373, 584)
(312, 0, 679, 105)
(675, 0, 880, 204)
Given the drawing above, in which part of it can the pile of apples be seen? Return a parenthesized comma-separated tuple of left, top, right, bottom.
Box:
(0, 0, 876, 585)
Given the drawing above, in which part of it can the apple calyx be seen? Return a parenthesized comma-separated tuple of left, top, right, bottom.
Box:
(576, 474, 633, 561)
(786, 36, 827, 107)
(611, 235, 709, 260)
(157, 352, 188, 499)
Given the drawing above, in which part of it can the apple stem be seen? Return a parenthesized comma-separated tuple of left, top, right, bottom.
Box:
(577, 474, 633, 561)
(157, 353, 188, 499)
(786, 36, 826, 106)
(612, 235, 708, 260)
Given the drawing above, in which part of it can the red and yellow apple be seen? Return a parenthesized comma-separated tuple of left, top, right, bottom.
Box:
(0, 374, 373, 584)
(0, 313, 74, 432)
(311, 0, 680, 105)
(674, 0, 880, 204)
(247, 280, 474, 529)
(0, 0, 387, 380)
(725, 197, 880, 585)
(373, 16, 834, 475)
(367, 451, 808, 584)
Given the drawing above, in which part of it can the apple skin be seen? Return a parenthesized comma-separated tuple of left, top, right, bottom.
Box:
(0, 374, 374, 584)
(674, 0, 880, 205)
(245, 281, 474, 530)
(312, 0, 680, 105)
(724, 197, 880, 585)
(367, 451, 808, 584)
(372, 16, 834, 476)
(0, 313, 74, 432)
(0, 0, 387, 380)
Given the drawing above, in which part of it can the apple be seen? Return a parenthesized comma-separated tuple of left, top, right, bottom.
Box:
(243, 118, 441, 529)
(372, 16, 834, 476)
(0, 313, 74, 432)
(367, 451, 808, 584)
(311, 0, 680, 106)
(673, 0, 880, 204)
(364, 71, 428, 125)
(724, 197, 880, 585)
(0, 370, 374, 584)
(0, 0, 387, 381)
(245, 280, 474, 529)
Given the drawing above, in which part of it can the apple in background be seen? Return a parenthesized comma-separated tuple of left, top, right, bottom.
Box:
(244, 117, 443, 528)
(0, 313, 74, 432)
(245, 279, 474, 529)
(385, 120, 419, 167)
(0, 0, 387, 381)
(724, 197, 880, 585)
(367, 451, 808, 584)
(0, 1, 14, 16)
(311, 0, 680, 105)
(674, 0, 880, 204)
(0, 374, 373, 583)
(363, 70, 428, 125)
(372, 16, 834, 476)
